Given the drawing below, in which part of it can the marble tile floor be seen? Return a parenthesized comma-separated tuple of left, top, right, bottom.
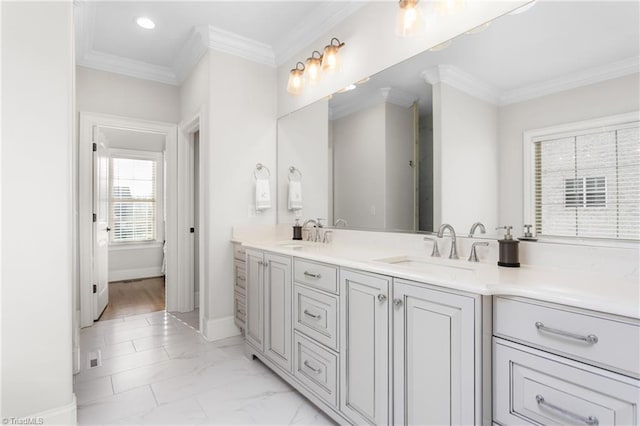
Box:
(169, 309, 200, 330)
(75, 310, 334, 425)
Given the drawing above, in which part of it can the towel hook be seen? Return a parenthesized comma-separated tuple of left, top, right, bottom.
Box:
(254, 163, 270, 180)
(288, 166, 302, 182)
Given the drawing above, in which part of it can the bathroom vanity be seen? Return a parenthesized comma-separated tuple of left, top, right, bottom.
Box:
(233, 234, 639, 425)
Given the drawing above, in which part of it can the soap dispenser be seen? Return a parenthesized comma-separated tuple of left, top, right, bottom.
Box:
(496, 226, 520, 267)
(292, 219, 302, 240)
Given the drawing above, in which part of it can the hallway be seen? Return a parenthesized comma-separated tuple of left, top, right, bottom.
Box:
(75, 311, 333, 424)
(100, 277, 166, 321)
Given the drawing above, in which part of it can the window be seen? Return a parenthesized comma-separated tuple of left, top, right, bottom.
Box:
(524, 113, 640, 242)
(110, 150, 162, 243)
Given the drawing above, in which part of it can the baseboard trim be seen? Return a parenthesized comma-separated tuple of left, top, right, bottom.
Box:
(202, 315, 240, 342)
(109, 267, 163, 282)
(18, 395, 77, 426)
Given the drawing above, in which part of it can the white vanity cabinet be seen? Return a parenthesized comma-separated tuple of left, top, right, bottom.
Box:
(340, 269, 391, 425)
(493, 296, 640, 426)
(392, 279, 478, 426)
(232, 243, 246, 333)
(245, 248, 293, 373)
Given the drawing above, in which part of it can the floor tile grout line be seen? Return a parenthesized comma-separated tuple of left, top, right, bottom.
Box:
(148, 384, 161, 407)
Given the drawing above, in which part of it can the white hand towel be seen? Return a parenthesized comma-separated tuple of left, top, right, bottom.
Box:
(255, 178, 271, 211)
(288, 180, 303, 210)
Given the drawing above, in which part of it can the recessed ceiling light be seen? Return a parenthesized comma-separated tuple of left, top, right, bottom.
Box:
(136, 17, 155, 30)
(356, 77, 370, 85)
(337, 84, 357, 93)
(465, 22, 491, 35)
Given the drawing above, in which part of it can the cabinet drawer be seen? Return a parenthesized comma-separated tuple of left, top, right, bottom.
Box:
(494, 296, 640, 377)
(234, 260, 246, 296)
(294, 259, 338, 294)
(293, 284, 339, 351)
(494, 338, 639, 426)
(293, 332, 338, 408)
(233, 243, 246, 262)
(234, 292, 246, 329)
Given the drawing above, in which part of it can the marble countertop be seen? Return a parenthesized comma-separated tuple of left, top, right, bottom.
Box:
(237, 239, 640, 320)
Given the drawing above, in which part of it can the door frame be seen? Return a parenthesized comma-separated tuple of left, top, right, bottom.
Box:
(177, 107, 206, 330)
(79, 112, 178, 327)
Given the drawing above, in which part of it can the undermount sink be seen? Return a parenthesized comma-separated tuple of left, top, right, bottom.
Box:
(374, 255, 476, 280)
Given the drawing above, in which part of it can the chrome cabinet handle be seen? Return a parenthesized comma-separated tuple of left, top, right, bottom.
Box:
(303, 271, 321, 279)
(535, 322, 598, 344)
(536, 395, 599, 425)
(377, 294, 387, 302)
(303, 309, 321, 319)
(257, 260, 264, 266)
(303, 360, 322, 374)
(393, 298, 403, 307)
(238, 250, 246, 255)
(237, 276, 246, 282)
(264, 260, 269, 268)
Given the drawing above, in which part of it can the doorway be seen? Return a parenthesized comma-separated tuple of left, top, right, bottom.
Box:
(78, 113, 178, 328)
(172, 115, 204, 330)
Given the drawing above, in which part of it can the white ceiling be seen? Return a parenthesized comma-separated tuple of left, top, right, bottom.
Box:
(75, 1, 365, 85)
(330, 1, 640, 117)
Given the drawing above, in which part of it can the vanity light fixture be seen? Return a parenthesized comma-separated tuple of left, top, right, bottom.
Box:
(305, 51, 323, 86)
(397, 0, 422, 37)
(321, 38, 345, 74)
(286, 62, 306, 96)
(136, 16, 155, 30)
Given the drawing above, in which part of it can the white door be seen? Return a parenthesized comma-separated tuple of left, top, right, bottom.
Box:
(340, 269, 390, 425)
(93, 127, 109, 319)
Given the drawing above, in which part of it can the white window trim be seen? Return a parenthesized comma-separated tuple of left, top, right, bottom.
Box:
(109, 148, 164, 246)
(522, 110, 640, 248)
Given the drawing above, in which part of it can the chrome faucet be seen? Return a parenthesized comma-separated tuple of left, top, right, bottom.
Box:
(468, 222, 486, 237)
(437, 223, 458, 259)
(302, 219, 318, 242)
(334, 218, 348, 228)
(468, 241, 489, 262)
(423, 236, 440, 257)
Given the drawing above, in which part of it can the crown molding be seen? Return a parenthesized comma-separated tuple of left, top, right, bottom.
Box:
(330, 87, 416, 120)
(206, 25, 276, 67)
(421, 65, 501, 105)
(498, 56, 640, 105)
(275, 2, 367, 67)
(172, 26, 209, 83)
(380, 87, 417, 108)
(73, 0, 96, 63)
(77, 50, 179, 85)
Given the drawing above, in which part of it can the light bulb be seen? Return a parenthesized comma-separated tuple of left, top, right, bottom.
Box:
(286, 62, 305, 96)
(305, 51, 323, 86)
(321, 38, 344, 74)
(397, 0, 422, 37)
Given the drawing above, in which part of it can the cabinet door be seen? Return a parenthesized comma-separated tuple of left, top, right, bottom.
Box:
(245, 249, 264, 352)
(340, 269, 390, 425)
(393, 280, 476, 426)
(264, 252, 292, 372)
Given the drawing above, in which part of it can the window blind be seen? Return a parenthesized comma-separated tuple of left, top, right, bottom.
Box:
(534, 121, 639, 240)
(110, 157, 157, 242)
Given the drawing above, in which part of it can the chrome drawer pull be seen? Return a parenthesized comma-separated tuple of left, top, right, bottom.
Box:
(303, 271, 321, 279)
(535, 322, 598, 344)
(303, 309, 321, 320)
(238, 250, 246, 255)
(237, 276, 246, 282)
(303, 360, 322, 374)
(536, 395, 599, 425)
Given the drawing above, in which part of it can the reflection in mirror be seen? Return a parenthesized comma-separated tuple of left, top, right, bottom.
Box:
(277, 1, 640, 237)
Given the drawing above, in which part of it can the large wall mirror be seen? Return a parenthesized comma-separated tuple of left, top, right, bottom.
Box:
(277, 1, 639, 237)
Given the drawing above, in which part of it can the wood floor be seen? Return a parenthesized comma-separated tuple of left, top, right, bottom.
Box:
(99, 276, 165, 321)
